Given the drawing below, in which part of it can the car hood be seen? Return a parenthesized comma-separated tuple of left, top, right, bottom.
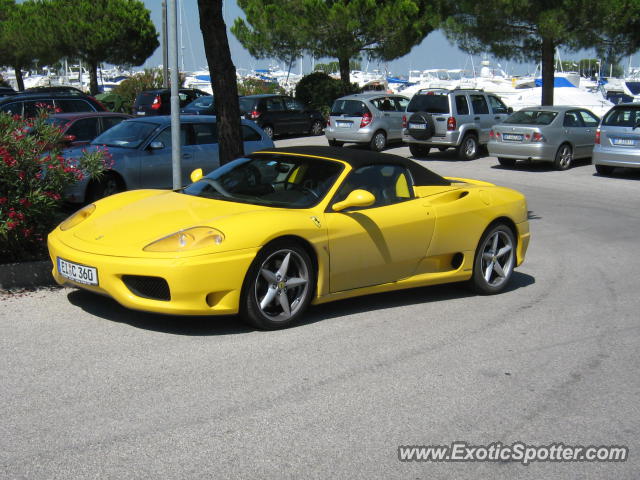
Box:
(66, 190, 271, 257)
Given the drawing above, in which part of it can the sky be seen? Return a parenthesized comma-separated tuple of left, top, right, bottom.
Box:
(138, 0, 539, 77)
(139, 0, 634, 77)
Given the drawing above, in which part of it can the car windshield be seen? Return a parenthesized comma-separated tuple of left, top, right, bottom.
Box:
(182, 154, 344, 208)
(330, 99, 369, 117)
(407, 94, 450, 114)
(602, 106, 640, 127)
(187, 96, 213, 108)
(504, 110, 558, 125)
(91, 120, 157, 148)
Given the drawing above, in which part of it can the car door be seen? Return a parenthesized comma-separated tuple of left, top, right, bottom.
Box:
(576, 110, 600, 158)
(325, 164, 435, 292)
(469, 94, 492, 143)
(283, 97, 309, 133)
(264, 96, 288, 134)
(487, 95, 510, 125)
(562, 110, 586, 156)
(137, 125, 192, 189)
(189, 122, 220, 178)
(390, 96, 409, 140)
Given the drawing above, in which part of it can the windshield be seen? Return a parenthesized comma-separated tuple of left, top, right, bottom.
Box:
(183, 154, 344, 208)
(602, 107, 640, 127)
(91, 120, 157, 148)
(330, 99, 369, 117)
(407, 94, 450, 114)
(504, 110, 558, 125)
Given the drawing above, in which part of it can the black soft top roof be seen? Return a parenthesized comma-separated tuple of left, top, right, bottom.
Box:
(257, 146, 451, 186)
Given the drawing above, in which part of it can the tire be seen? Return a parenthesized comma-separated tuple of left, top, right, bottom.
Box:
(438, 147, 448, 152)
(595, 164, 614, 176)
(457, 134, 479, 160)
(407, 111, 435, 140)
(469, 222, 516, 295)
(262, 125, 274, 139)
(86, 172, 123, 202)
(240, 241, 315, 330)
(409, 144, 430, 158)
(328, 139, 343, 147)
(498, 157, 516, 167)
(370, 130, 387, 152)
(310, 120, 323, 136)
(554, 144, 573, 170)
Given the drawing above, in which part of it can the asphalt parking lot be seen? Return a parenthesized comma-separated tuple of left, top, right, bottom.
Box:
(2, 134, 639, 479)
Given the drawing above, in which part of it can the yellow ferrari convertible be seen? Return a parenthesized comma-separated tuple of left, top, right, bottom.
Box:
(48, 146, 530, 329)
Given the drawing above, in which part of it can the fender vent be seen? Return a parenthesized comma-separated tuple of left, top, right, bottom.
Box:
(451, 253, 464, 269)
(122, 275, 170, 301)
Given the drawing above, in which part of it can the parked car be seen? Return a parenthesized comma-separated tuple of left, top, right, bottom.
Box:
(325, 93, 410, 151)
(25, 86, 86, 95)
(0, 91, 106, 117)
(60, 115, 274, 203)
(592, 103, 640, 175)
(0, 86, 17, 98)
(181, 95, 215, 115)
(488, 106, 600, 170)
(48, 146, 529, 330)
(132, 88, 209, 116)
(239, 94, 324, 138)
(44, 112, 132, 147)
(402, 88, 512, 160)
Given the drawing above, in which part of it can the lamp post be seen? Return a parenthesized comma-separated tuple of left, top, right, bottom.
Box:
(169, 0, 181, 190)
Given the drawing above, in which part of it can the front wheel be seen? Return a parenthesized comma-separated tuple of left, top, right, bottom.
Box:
(262, 125, 274, 139)
(370, 130, 386, 152)
(409, 144, 430, 158)
(458, 134, 479, 160)
(554, 144, 573, 170)
(86, 172, 123, 202)
(470, 223, 516, 295)
(240, 241, 315, 330)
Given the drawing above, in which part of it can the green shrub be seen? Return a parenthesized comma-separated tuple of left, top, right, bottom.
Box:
(0, 109, 108, 262)
(238, 77, 284, 96)
(295, 72, 358, 117)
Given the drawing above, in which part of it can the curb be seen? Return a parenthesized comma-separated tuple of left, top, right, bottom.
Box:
(0, 260, 55, 290)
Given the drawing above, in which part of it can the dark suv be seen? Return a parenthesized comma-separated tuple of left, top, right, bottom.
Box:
(0, 86, 17, 98)
(0, 91, 106, 117)
(132, 88, 209, 116)
(239, 94, 324, 138)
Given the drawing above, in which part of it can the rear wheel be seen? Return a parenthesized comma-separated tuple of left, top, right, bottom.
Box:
(595, 164, 614, 176)
(86, 172, 123, 202)
(370, 130, 387, 152)
(554, 144, 573, 170)
(409, 144, 430, 158)
(458, 134, 479, 160)
(310, 120, 323, 136)
(470, 223, 516, 295)
(498, 157, 516, 167)
(262, 125, 274, 139)
(240, 241, 315, 330)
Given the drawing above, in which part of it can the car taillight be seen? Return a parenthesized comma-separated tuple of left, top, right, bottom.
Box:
(447, 116, 456, 131)
(249, 109, 261, 119)
(402, 115, 407, 128)
(531, 132, 545, 142)
(489, 129, 494, 138)
(151, 95, 162, 110)
(595, 129, 601, 144)
(360, 112, 372, 128)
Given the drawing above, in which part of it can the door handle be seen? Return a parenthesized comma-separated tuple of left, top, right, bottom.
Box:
(182, 153, 192, 159)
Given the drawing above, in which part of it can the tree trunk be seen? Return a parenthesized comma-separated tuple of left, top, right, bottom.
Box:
(338, 56, 351, 93)
(541, 37, 555, 106)
(88, 60, 99, 95)
(13, 66, 24, 91)
(197, 0, 243, 166)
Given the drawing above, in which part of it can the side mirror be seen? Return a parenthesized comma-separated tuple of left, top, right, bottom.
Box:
(332, 189, 375, 212)
(190, 168, 203, 183)
(507, 107, 514, 114)
(149, 141, 164, 150)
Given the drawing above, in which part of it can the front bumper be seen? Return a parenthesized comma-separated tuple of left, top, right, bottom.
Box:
(48, 233, 259, 316)
(592, 145, 640, 168)
(488, 141, 557, 162)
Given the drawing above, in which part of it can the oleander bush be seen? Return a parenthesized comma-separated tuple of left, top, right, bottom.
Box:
(0, 107, 109, 263)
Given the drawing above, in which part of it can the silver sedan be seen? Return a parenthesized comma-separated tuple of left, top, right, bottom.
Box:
(488, 106, 600, 170)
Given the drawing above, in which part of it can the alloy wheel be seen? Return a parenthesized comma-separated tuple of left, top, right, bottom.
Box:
(479, 230, 515, 289)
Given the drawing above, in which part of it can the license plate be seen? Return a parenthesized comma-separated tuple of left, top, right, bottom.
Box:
(336, 121, 351, 128)
(613, 138, 635, 146)
(409, 123, 426, 129)
(502, 133, 523, 141)
(57, 257, 98, 286)
(136, 111, 146, 116)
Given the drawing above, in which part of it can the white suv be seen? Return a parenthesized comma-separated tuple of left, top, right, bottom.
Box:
(402, 88, 512, 160)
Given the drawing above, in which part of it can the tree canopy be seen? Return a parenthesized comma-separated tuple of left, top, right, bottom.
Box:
(234, 0, 446, 89)
(443, 0, 640, 105)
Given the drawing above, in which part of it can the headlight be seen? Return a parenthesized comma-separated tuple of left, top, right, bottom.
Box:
(59, 204, 96, 231)
(143, 226, 225, 252)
